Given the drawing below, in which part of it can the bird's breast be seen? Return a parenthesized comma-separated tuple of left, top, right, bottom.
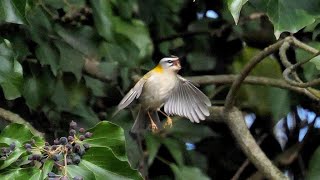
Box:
(140, 72, 178, 109)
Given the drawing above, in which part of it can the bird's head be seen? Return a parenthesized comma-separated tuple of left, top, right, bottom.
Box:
(158, 56, 181, 72)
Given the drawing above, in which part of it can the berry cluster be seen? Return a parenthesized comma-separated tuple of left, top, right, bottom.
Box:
(24, 121, 92, 180)
(0, 142, 16, 160)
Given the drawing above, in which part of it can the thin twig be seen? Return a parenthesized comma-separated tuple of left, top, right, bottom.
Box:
(283, 51, 320, 88)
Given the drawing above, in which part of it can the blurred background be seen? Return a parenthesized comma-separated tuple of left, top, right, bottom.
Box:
(1, 0, 320, 179)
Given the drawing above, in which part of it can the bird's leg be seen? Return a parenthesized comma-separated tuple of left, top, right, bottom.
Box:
(147, 111, 158, 133)
(158, 110, 173, 128)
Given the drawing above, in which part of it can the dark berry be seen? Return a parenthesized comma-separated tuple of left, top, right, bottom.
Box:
(83, 143, 90, 150)
(69, 121, 77, 129)
(51, 145, 58, 150)
(59, 137, 68, 145)
(66, 144, 72, 151)
(72, 155, 81, 164)
(52, 154, 60, 161)
(74, 144, 81, 151)
(45, 142, 50, 146)
(69, 129, 76, 136)
(44, 146, 49, 151)
(84, 132, 92, 138)
(9, 142, 16, 150)
(67, 158, 73, 165)
(24, 143, 32, 149)
(33, 154, 41, 161)
(48, 172, 56, 177)
(54, 139, 59, 145)
(68, 136, 74, 142)
(79, 135, 85, 141)
(79, 128, 85, 133)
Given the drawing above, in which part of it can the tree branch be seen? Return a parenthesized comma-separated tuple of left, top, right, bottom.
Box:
(224, 39, 285, 112)
(0, 107, 44, 137)
(186, 75, 318, 100)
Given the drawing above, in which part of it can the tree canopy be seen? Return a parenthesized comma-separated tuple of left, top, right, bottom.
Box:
(0, 0, 320, 179)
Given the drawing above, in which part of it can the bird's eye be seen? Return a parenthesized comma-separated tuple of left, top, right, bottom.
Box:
(167, 60, 173, 63)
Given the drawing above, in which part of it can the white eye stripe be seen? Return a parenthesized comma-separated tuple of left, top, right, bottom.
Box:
(161, 57, 179, 61)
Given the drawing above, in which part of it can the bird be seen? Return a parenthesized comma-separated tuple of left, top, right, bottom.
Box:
(116, 56, 211, 133)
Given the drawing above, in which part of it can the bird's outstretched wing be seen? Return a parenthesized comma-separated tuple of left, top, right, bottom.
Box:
(117, 79, 146, 111)
(164, 75, 211, 123)
(117, 75, 149, 111)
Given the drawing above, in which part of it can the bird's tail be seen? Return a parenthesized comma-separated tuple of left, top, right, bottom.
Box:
(131, 107, 161, 133)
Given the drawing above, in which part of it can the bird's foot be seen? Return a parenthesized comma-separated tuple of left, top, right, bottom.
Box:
(163, 117, 173, 128)
(150, 121, 159, 133)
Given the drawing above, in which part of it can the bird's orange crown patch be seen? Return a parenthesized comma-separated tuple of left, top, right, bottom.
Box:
(153, 64, 163, 73)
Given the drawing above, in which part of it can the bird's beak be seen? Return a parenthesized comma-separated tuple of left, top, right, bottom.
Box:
(173, 59, 181, 69)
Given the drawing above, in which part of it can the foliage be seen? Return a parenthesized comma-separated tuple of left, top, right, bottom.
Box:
(0, 0, 320, 179)
(0, 122, 141, 180)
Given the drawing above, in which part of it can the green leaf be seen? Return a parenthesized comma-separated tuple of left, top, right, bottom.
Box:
(0, 168, 41, 180)
(90, 0, 114, 41)
(113, 17, 153, 59)
(54, 25, 100, 58)
(84, 121, 127, 161)
(163, 138, 184, 166)
(170, 164, 210, 180)
(227, 0, 248, 24)
(0, 123, 44, 169)
(296, 41, 320, 81)
(84, 76, 106, 97)
(35, 42, 60, 76)
(307, 146, 320, 180)
(268, 88, 290, 123)
(69, 147, 142, 180)
(249, 0, 320, 38)
(0, 42, 23, 100)
(40, 160, 54, 180)
(54, 41, 85, 81)
(0, 0, 26, 24)
(167, 120, 217, 143)
(186, 52, 216, 71)
(23, 72, 54, 109)
(145, 133, 161, 165)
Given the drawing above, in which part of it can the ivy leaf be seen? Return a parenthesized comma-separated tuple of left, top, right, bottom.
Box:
(54, 41, 85, 81)
(0, 168, 41, 180)
(23, 72, 54, 110)
(170, 164, 210, 180)
(227, 0, 248, 24)
(113, 17, 153, 59)
(0, 42, 23, 100)
(307, 146, 320, 180)
(249, 0, 320, 38)
(67, 122, 142, 179)
(0, 0, 26, 24)
(0, 123, 44, 169)
(83, 121, 127, 161)
(90, 0, 114, 41)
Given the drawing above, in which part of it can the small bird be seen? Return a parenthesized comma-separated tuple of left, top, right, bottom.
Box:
(116, 56, 211, 133)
